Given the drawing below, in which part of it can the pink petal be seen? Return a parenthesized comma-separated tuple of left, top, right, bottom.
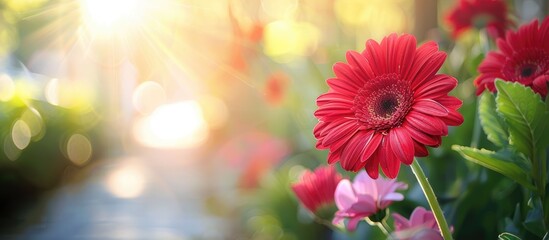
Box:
(383, 192, 405, 202)
(334, 179, 357, 210)
(392, 213, 411, 231)
(346, 216, 364, 232)
(352, 171, 378, 197)
(352, 195, 377, 213)
(410, 207, 431, 226)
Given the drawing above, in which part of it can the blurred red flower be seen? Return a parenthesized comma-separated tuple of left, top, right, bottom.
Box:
(291, 165, 343, 213)
(445, 0, 511, 39)
(314, 33, 463, 179)
(219, 131, 289, 189)
(475, 17, 549, 97)
(264, 71, 289, 105)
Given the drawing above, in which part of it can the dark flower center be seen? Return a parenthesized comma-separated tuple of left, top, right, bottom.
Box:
(378, 97, 399, 117)
(520, 64, 537, 77)
(472, 13, 494, 29)
(353, 73, 413, 131)
(504, 49, 549, 84)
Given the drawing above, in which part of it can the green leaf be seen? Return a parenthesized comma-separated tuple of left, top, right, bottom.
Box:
(524, 197, 547, 237)
(504, 204, 522, 235)
(495, 80, 549, 159)
(452, 145, 535, 191)
(498, 232, 522, 240)
(479, 91, 509, 147)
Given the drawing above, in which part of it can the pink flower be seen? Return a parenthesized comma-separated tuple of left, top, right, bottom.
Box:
(313, 33, 463, 179)
(291, 165, 343, 213)
(392, 207, 444, 240)
(333, 170, 407, 231)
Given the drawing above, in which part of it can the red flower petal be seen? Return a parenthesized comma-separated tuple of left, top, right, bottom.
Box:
(333, 63, 363, 89)
(322, 121, 360, 151)
(327, 78, 360, 96)
(365, 149, 381, 179)
(380, 139, 400, 179)
(402, 121, 441, 146)
(414, 74, 457, 99)
(389, 127, 414, 165)
(412, 99, 449, 117)
(327, 150, 341, 164)
(314, 103, 354, 119)
(441, 109, 465, 126)
(361, 132, 383, 162)
(413, 141, 429, 157)
(340, 132, 369, 171)
(346, 51, 375, 80)
(435, 96, 463, 109)
(313, 33, 463, 178)
(364, 39, 386, 75)
(406, 111, 448, 136)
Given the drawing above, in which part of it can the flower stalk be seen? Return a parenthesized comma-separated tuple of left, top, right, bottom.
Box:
(366, 215, 393, 239)
(410, 160, 453, 240)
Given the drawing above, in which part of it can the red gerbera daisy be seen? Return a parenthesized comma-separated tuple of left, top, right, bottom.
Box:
(313, 33, 463, 179)
(291, 165, 343, 213)
(475, 17, 549, 97)
(445, 0, 511, 39)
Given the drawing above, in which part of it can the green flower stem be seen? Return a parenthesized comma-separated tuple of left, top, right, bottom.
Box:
(470, 97, 482, 148)
(471, 29, 491, 148)
(411, 160, 453, 240)
(381, 220, 393, 236)
(538, 149, 548, 227)
(366, 217, 392, 239)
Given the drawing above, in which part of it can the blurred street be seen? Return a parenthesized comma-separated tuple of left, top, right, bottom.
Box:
(3, 147, 232, 240)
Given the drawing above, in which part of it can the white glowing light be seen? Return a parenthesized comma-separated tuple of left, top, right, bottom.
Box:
(132, 81, 167, 115)
(12, 120, 31, 150)
(67, 134, 93, 166)
(80, 0, 147, 35)
(0, 74, 15, 101)
(133, 101, 208, 149)
(198, 95, 229, 130)
(106, 165, 145, 198)
(44, 78, 59, 106)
